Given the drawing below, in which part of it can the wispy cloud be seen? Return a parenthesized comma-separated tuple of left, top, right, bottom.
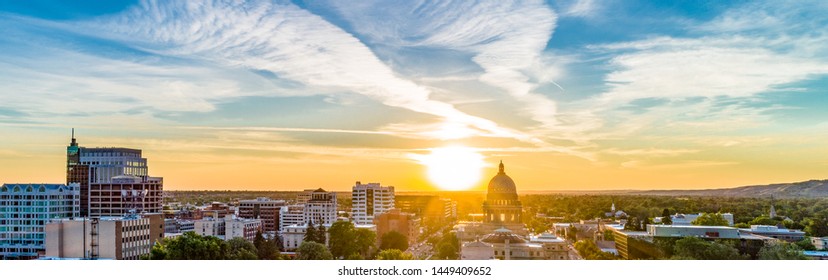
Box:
(620, 160, 738, 170)
(76, 0, 553, 147)
(321, 0, 564, 130)
(560, 0, 598, 18)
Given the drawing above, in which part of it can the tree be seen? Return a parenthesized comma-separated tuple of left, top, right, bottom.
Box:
(379, 231, 409, 251)
(376, 249, 415, 260)
(254, 231, 281, 260)
(434, 231, 460, 260)
(227, 237, 258, 260)
(254, 231, 266, 252)
(157, 231, 230, 260)
(804, 218, 828, 237)
(672, 237, 746, 260)
(567, 225, 580, 240)
(624, 216, 640, 231)
(354, 228, 377, 258)
(603, 230, 616, 241)
(749, 216, 777, 226)
(148, 242, 167, 260)
(328, 220, 357, 259)
(436, 242, 458, 260)
(316, 221, 327, 245)
(794, 238, 816, 251)
(305, 220, 319, 243)
(296, 241, 333, 260)
(661, 208, 672, 225)
(692, 213, 730, 226)
(574, 240, 618, 260)
(758, 242, 807, 260)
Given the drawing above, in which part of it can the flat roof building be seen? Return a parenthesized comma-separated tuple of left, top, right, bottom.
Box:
(352, 182, 394, 225)
(238, 198, 285, 234)
(739, 225, 806, 242)
(66, 132, 163, 217)
(44, 213, 164, 260)
(0, 183, 80, 260)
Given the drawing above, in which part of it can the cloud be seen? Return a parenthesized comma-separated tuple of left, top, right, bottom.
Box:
(595, 37, 828, 103)
(320, 0, 564, 130)
(74, 0, 553, 146)
(558, 2, 828, 146)
(560, 0, 598, 18)
(620, 160, 738, 170)
(604, 148, 699, 157)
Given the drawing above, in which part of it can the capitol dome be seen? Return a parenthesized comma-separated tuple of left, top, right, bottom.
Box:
(487, 161, 518, 201)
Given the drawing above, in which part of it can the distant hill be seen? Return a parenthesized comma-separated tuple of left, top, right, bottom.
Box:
(626, 180, 828, 198)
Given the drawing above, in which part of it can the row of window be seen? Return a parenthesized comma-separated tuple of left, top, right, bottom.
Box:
(0, 200, 78, 206)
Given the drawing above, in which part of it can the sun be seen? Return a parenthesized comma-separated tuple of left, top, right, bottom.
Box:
(416, 146, 485, 191)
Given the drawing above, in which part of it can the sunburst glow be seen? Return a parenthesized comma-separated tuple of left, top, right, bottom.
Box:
(415, 146, 485, 191)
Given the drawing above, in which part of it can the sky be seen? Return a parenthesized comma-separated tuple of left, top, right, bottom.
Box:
(1, 0, 827, 192)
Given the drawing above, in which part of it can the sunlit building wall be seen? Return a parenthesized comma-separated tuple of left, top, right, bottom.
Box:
(351, 182, 394, 225)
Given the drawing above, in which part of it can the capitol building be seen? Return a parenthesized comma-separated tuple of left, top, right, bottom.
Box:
(460, 161, 571, 260)
(482, 161, 525, 233)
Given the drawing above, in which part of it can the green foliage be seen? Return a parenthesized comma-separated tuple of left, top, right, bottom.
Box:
(527, 217, 551, 234)
(354, 228, 377, 258)
(253, 231, 281, 260)
(305, 220, 319, 243)
(436, 242, 458, 260)
(574, 240, 618, 260)
(316, 222, 327, 245)
(691, 213, 730, 226)
(603, 230, 615, 241)
(148, 242, 167, 260)
(794, 238, 816, 251)
(433, 231, 460, 260)
(328, 221, 376, 259)
(379, 231, 409, 251)
(227, 237, 258, 260)
(734, 222, 750, 228)
(624, 216, 641, 231)
(671, 237, 746, 260)
(758, 242, 808, 260)
(566, 225, 579, 241)
(153, 232, 230, 260)
(803, 218, 828, 237)
(375, 249, 415, 260)
(296, 241, 333, 260)
(749, 216, 778, 226)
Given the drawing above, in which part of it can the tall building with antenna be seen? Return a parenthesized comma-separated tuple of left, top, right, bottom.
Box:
(66, 129, 163, 217)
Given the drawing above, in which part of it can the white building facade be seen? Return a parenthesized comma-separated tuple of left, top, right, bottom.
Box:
(44, 214, 164, 260)
(351, 182, 395, 225)
(0, 183, 80, 259)
(194, 216, 262, 242)
(304, 188, 337, 225)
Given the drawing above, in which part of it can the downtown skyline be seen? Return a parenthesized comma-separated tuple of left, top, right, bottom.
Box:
(2, 0, 828, 191)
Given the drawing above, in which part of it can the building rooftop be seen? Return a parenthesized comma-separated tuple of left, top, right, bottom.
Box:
(804, 251, 828, 257)
(650, 224, 736, 230)
(742, 225, 805, 234)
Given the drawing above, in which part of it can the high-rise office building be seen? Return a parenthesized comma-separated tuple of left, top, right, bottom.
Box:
(0, 183, 80, 259)
(66, 130, 163, 217)
(351, 182, 395, 225)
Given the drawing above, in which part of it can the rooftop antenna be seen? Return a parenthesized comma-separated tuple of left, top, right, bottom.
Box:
(70, 128, 77, 146)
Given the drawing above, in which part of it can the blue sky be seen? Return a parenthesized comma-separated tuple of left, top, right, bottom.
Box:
(1, 0, 827, 190)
